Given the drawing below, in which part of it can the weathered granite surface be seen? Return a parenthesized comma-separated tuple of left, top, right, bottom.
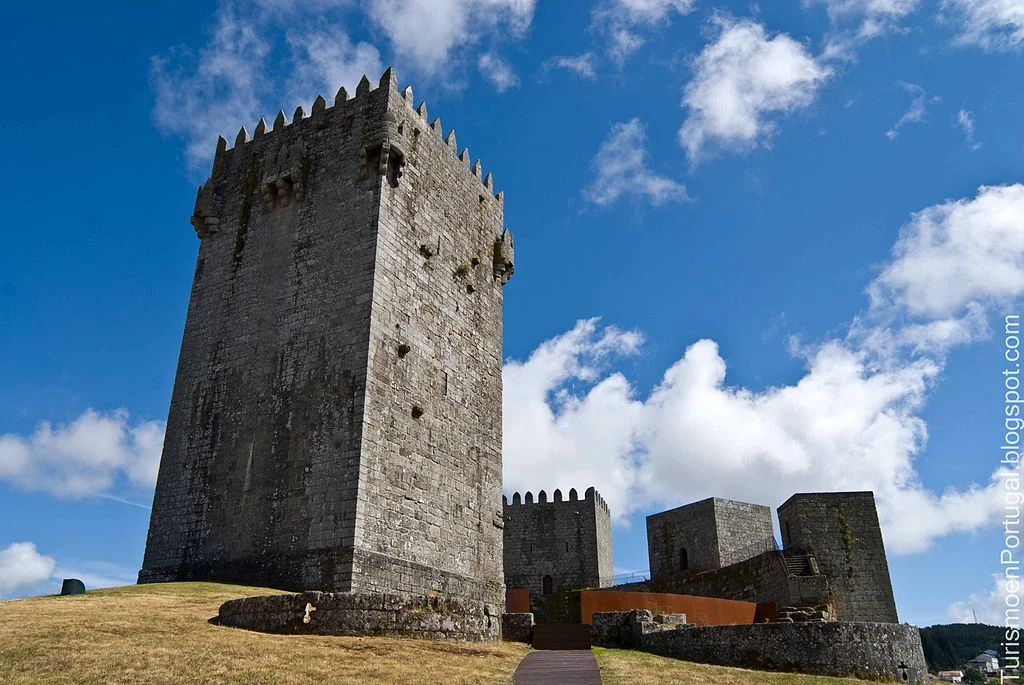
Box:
(591, 610, 927, 683)
(779, 492, 899, 623)
(647, 498, 774, 577)
(592, 609, 689, 648)
(218, 591, 500, 641)
(501, 612, 534, 643)
(139, 68, 513, 624)
(615, 549, 830, 610)
(503, 487, 613, 605)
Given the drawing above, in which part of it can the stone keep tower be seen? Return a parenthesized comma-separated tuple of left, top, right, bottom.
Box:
(502, 487, 613, 601)
(778, 492, 898, 623)
(647, 497, 775, 578)
(139, 69, 514, 619)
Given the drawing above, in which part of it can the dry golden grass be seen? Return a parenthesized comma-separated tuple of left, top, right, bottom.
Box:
(593, 647, 878, 685)
(0, 582, 529, 685)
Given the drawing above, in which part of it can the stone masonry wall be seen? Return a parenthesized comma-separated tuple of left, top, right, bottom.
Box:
(218, 590, 500, 641)
(647, 498, 774, 578)
(140, 76, 385, 591)
(140, 69, 512, 609)
(778, 492, 898, 623)
(593, 611, 927, 683)
(351, 72, 509, 604)
(501, 613, 534, 643)
(625, 550, 829, 610)
(503, 488, 612, 606)
(714, 499, 776, 568)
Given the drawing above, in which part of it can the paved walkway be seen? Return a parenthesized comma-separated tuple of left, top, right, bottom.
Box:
(512, 650, 602, 684)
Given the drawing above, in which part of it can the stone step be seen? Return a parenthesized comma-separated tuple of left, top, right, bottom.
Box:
(784, 554, 815, 576)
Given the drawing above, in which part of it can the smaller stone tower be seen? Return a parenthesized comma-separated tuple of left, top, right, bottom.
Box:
(502, 487, 613, 602)
(647, 498, 775, 578)
(778, 491, 898, 623)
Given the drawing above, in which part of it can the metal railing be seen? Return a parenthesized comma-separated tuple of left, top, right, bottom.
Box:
(729, 535, 781, 563)
(609, 569, 650, 586)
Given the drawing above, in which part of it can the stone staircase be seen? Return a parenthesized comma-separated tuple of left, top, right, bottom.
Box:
(783, 553, 816, 576)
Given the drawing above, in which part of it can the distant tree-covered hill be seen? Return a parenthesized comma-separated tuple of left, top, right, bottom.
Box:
(919, 623, 1004, 671)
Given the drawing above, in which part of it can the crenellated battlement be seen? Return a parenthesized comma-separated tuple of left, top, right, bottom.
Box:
(503, 485, 615, 598)
(205, 67, 502, 202)
(503, 486, 610, 516)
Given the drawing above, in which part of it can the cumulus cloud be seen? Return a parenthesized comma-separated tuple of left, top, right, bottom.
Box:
(503, 184, 1024, 554)
(943, 0, 1024, 51)
(366, 0, 535, 69)
(0, 543, 137, 598)
(957, 108, 983, 150)
(679, 17, 832, 162)
(583, 119, 689, 207)
(592, 0, 695, 63)
(153, 0, 534, 168)
(0, 543, 56, 596)
(948, 573, 1015, 624)
(0, 409, 164, 499)
(478, 52, 520, 92)
(542, 53, 599, 79)
(503, 320, 646, 513)
(885, 82, 940, 141)
(867, 184, 1024, 320)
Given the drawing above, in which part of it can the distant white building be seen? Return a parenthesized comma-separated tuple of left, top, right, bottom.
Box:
(966, 650, 999, 674)
(936, 670, 963, 683)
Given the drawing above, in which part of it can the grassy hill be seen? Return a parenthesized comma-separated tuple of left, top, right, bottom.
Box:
(0, 583, 889, 684)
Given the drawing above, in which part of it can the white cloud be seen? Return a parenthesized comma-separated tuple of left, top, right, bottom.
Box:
(503, 319, 646, 517)
(153, 7, 270, 168)
(543, 52, 599, 79)
(679, 18, 832, 163)
(504, 184, 1024, 554)
(957, 108, 983, 150)
(809, 0, 921, 38)
(0, 543, 56, 596)
(948, 573, 1014, 624)
(154, 0, 534, 168)
(592, 0, 695, 63)
(153, 2, 382, 170)
(0, 543, 137, 598)
(285, 30, 383, 110)
(583, 119, 689, 207)
(885, 82, 939, 141)
(943, 0, 1024, 51)
(365, 0, 535, 71)
(478, 52, 520, 92)
(867, 184, 1024, 320)
(0, 409, 164, 499)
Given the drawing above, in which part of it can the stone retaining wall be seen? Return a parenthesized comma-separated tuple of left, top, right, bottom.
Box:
(611, 550, 829, 610)
(592, 610, 927, 683)
(218, 591, 500, 641)
(592, 609, 689, 648)
(501, 613, 534, 643)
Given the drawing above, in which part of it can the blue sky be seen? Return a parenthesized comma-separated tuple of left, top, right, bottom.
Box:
(2, 0, 1023, 627)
